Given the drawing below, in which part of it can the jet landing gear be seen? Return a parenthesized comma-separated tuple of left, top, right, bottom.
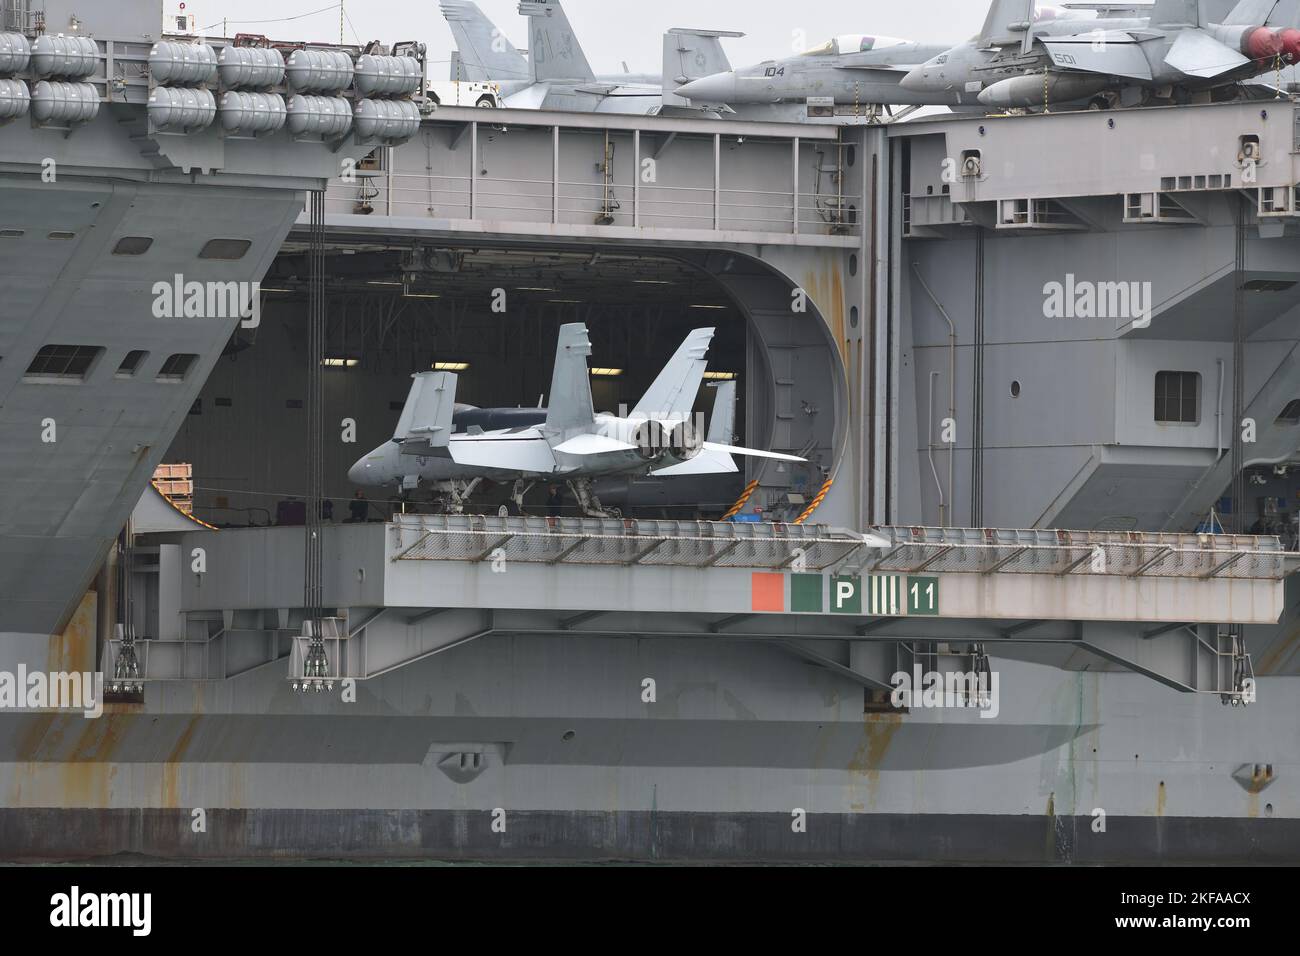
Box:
(498, 480, 536, 517)
(437, 478, 483, 515)
(568, 479, 621, 519)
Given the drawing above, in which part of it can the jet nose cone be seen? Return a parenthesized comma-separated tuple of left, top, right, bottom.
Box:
(348, 457, 369, 486)
(677, 71, 737, 102)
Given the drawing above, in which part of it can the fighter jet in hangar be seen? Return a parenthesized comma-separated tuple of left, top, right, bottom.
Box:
(348, 324, 805, 517)
(899, 0, 1299, 110)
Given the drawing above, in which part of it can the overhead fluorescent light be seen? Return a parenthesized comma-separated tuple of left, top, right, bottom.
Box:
(404, 293, 441, 299)
(690, 304, 728, 310)
(517, 287, 557, 292)
(703, 371, 737, 381)
(367, 281, 403, 287)
(590, 368, 623, 377)
(261, 288, 294, 293)
(548, 299, 581, 304)
(433, 361, 470, 372)
(633, 280, 674, 285)
(323, 358, 359, 368)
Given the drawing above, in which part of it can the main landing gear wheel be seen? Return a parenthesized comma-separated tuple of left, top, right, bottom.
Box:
(439, 477, 483, 515)
(567, 479, 620, 519)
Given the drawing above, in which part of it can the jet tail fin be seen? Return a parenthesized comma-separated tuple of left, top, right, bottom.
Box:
(395, 372, 458, 455)
(661, 28, 744, 107)
(979, 0, 1035, 46)
(441, 0, 530, 82)
(632, 328, 716, 421)
(545, 323, 596, 431)
(518, 0, 595, 82)
(652, 379, 738, 477)
(706, 380, 737, 444)
(1218, 0, 1278, 26)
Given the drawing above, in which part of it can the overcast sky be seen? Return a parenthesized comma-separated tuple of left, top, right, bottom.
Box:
(189, 0, 989, 75)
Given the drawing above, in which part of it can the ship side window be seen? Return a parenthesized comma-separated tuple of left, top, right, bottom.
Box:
(1154, 371, 1200, 424)
(116, 350, 149, 378)
(157, 353, 198, 382)
(24, 345, 104, 382)
(112, 237, 154, 256)
(1277, 399, 1300, 424)
(199, 239, 252, 260)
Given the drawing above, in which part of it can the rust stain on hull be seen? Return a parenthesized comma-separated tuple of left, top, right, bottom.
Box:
(161, 716, 202, 809)
(847, 714, 902, 809)
(801, 263, 848, 361)
(49, 591, 97, 674)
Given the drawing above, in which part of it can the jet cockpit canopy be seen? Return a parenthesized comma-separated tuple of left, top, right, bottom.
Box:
(800, 34, 909, 57)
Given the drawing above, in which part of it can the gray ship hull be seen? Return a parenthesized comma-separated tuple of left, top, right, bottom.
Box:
(1, 630, 1294, 862)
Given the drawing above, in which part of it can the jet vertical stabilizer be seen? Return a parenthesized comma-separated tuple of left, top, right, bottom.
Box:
(441, 1, 530, 82)
(396, 372, 458, 455)
(518, 0, 596, 82)
(1218, 0, 1279, 25)
(661, 28, 744, 108)
(546, 323, 597, 432)
(706, 380, 737, 445)
(653, 379, 740, 477)
(979, 0, 1036, 46)
(632, 328, 716, 422)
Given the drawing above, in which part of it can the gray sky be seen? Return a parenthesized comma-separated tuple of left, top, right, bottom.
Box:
(189, 0, 988, 75)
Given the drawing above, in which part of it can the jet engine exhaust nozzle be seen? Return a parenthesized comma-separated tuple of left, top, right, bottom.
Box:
(668, 421, 704, 462)
(1245, 27, 1284, 61)
(1278, 28, 1300, 63)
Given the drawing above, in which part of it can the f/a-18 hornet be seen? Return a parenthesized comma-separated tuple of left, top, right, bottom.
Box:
(900, 0, 1298, 110)
(349, 324, 803, 516)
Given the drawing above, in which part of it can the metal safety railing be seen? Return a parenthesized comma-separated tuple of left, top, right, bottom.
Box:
(324, 171, 863, 238)
(389, 514, 865, 570)
(385, 517, 1300, 581)
(852, 526, 1300, 581)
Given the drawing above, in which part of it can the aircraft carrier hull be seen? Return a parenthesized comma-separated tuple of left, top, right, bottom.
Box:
(1, 632, 1295, 863)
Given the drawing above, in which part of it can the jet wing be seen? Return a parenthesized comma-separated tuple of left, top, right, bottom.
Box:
(838, 63, 917, 72)
(652, 448, 739, 477)
(397, 372, 458, 456)
(595, 84, 664, 97)
(1059, 2, 1153, 15)
(446, 435, 557, 474)
(656, 442, 804, 476)
(1164, 29, 1248, 78)
(1040, 34, 1154, 80)
(553, 434, 638, 455)
(703, 442, 805, 462)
